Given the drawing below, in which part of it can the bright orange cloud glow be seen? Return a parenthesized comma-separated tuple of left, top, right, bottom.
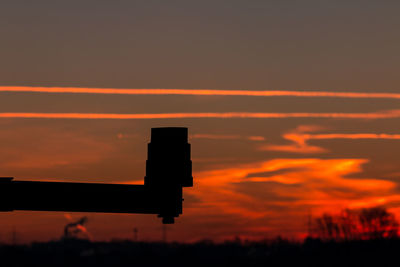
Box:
(0, 110, 400, 120)
(185, 158, 399, 240)
(2, 86, 400, 100)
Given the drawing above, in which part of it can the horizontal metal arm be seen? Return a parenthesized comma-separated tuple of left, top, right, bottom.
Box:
(0, 178, 162, 214)
(0, 127, 193, 224)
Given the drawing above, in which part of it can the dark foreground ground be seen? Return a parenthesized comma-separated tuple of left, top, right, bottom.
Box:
(0, 238, 398, 267)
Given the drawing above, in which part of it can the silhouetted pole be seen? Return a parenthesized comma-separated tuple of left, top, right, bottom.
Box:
(133, 227, 138, 242)
(307, 208, 313, 238)
(12, 226, 17, 246)
(0, 127, 193, 224)
(162, 224, 167, 243)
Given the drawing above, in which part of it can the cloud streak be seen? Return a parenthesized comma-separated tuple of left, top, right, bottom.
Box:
(299, 133, 400, 140)
(263, 125, 400, 154)
(191, 134, 265, 141)
(1, 110, 400, 120)
(1, 86, 400, 100)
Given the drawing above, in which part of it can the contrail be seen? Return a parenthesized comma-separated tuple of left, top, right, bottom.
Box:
(300, 133, 400, 140)
(0, 110, 399, 119)
(1, 86, 400, 99)
(263, 128, 400, 154)
(191, 134, 266, 141)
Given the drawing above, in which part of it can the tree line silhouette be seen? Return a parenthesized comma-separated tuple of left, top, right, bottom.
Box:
(1, 206, 400, 266)
(311, 206, 399, 241)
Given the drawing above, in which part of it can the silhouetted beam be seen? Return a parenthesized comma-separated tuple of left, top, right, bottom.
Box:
(0, 127, 193, 224)
(2, 180, 160, 214)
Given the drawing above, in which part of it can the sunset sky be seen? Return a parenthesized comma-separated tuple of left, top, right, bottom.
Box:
(1, 1, 400, 243)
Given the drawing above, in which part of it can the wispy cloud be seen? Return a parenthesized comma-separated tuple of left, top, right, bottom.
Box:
(263, 125, 400, 154)
(187, 158, 398, 239)
(191, 134, 242, 140)
(297, 133, 400, 140)
(191, 134, 265, 141)
(2, 86, 400, 100)
(1, 110, 400, 120)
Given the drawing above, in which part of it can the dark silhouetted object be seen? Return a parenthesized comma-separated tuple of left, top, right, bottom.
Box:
(64, 216, 88, 239)
(0, 127, 193, 224)
(2, 237, 400, 267)
(312, 206, 398, 240)
(11, 226, 17, 245)
(133, 227, 138, 242)
(162, 224, 167, 243)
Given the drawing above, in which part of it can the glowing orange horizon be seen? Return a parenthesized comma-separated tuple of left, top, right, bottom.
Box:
(1, 86, 400, 99)
(0, 110, 400, 119)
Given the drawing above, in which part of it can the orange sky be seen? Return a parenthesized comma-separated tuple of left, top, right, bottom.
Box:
(1, 88, 400, 243)
(1, 1, 400, 244)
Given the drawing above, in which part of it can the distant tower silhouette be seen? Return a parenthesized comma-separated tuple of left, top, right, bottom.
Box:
(11, 226, 17, 245)
(307, 208, 313, 237)
(133, 227, 138, 242)
(64, 216, 89, 239)
(162, 224, 167, 243)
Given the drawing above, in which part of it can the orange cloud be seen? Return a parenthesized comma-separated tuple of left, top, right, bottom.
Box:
(186, 158, 399, 240)
(300, 133, 400, 140)
(0, 110, 400, 120)
(263, 125, 400, 154)
(2, 86, 400, 100)
(191, 134, 241, 140)
(191, 134, 265, 141)
(247, 136, 266, 141)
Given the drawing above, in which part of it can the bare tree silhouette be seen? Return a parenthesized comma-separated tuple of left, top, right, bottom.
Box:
(312, 206, 398, 241)
(358, 207, 398, 239)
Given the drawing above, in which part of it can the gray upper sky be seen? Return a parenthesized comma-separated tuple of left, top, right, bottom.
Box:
(1, 1, 399, 91)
